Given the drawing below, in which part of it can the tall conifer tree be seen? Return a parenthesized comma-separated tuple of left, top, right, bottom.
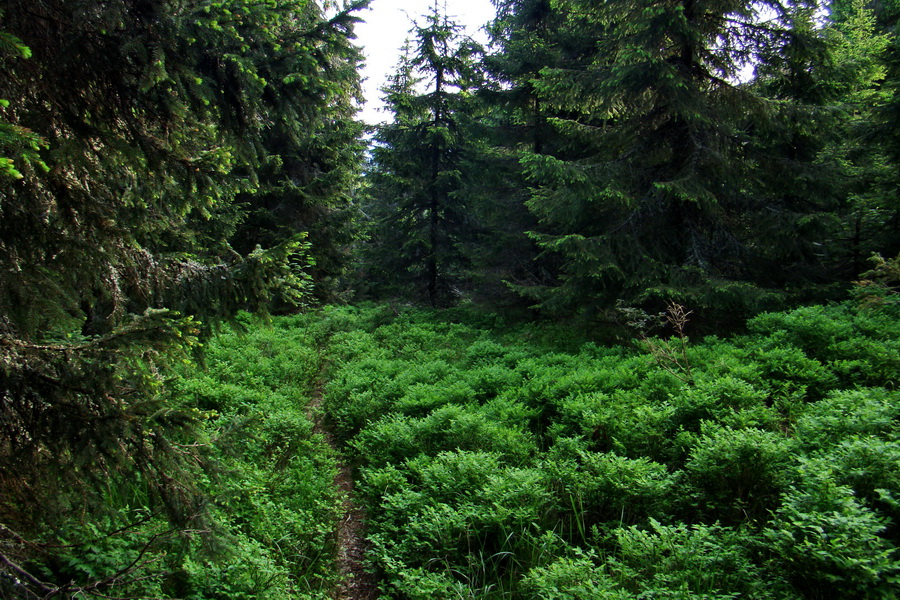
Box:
(0, 0, 366, 589)
(809, 0, 898, 276)
(830, 0, 900, 265)
(515, 0, 835, 317)
(467, 0, 567, 306)
(228, 1, 368, 300)
(365, 5, 480, 306)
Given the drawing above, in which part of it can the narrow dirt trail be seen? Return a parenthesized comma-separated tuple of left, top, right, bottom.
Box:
(308, 384, 380, 600)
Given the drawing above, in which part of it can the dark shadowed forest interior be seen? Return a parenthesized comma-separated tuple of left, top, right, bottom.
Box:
(2, 0, 900, 598)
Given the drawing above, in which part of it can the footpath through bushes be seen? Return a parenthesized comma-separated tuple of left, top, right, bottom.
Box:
(41, 300, 898, 598)
(318, 300, 900, 599)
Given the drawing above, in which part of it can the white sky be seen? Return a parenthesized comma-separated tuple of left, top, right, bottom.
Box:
(353, 0, 496, 124)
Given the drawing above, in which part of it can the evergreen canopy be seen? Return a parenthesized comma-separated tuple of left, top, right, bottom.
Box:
(514, 0, 837, 315)
(365, 6, 481, 306)
(0, 0, 366, 587)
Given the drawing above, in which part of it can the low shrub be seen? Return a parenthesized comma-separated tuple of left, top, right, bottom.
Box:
(682, 424, 796, 524)
(545, 441, 676, 531)
(766, 473, 900, 599)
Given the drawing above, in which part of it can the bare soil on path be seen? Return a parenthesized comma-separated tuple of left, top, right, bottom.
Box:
(308, 384, 380, 600)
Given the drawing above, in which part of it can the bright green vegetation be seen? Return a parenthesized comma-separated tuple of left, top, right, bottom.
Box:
(3, 0, 900, 596)
(5, 316, 342, 599)
(5, 299, 900, 598)
(27, 296, 900, 598)
(314, 299, 900, 599)
(165, 316, 340, 599)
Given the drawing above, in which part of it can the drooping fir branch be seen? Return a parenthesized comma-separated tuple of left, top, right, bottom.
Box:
(0, 0, 366, 584)
(504, 0, 844, 317)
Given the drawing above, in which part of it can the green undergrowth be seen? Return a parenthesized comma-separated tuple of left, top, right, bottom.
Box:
(319, 301, 900, 599)
(27, 313, 342, 599)
(165, 313, 341, 599)
(29, 300, 900, 599)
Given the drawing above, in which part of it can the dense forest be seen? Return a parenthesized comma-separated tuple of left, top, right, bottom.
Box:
(1, 0, 899, 598)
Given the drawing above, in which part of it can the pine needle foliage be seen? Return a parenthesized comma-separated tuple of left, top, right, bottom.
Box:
(0, 0, 366, 591)
(364, 6, 482, 306)
(510, 0, 840, 316)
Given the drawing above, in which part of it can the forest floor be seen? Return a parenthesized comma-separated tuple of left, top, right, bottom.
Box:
(309, 383, 379, 600)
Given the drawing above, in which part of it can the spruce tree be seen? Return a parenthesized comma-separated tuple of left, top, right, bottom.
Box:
(813, 0, 898, 276)
(228, 1, 368, 301)
(467, 0, 566, 307)
(515, 0, 836, 318)
(836, 0, 900, 265)
(0, 0, 366, 590)
(364, 6, 481, 306)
